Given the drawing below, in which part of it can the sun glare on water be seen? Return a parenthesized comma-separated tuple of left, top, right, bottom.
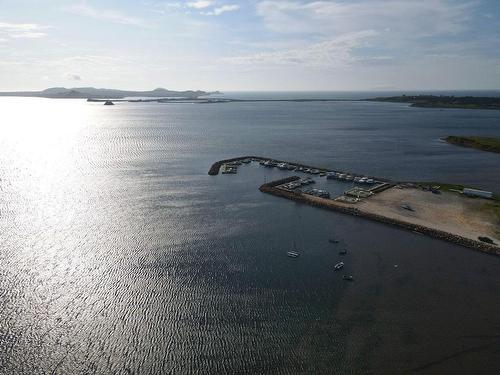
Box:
(0, 97, 95, 234)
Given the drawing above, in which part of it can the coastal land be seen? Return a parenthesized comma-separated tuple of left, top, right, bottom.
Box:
(367, 95, 500, 110)
(0, 87, 209, 99)
(209, 156, 500, 255)
(2, 89, 500, 111)
(445, 136, 500, 154)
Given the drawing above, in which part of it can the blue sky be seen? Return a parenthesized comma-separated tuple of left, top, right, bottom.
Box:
(1, 0, 499, 91)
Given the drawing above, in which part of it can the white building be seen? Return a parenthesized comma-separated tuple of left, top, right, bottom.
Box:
(463, 188, 493, 199)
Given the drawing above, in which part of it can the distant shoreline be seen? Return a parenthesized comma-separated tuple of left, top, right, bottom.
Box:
(444, 136, 500, 154)
(366, 95, 500, 110)
(0, 87, 212, 99)
(2, 91, 500, 110)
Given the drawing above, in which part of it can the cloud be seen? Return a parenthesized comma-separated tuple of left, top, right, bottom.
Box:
(204, 4, 240, 16)
(10, 32, 46, 39)
(225, 30, 378, 66)
(246, 0, 482, 70)
(187, 1, 214, 9)
(0, 22, 49, 39)
(256, 0, 476, 36)
(65, 3, 147, 27)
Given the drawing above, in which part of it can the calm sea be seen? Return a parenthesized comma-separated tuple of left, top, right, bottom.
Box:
(0, 96, 499, 374)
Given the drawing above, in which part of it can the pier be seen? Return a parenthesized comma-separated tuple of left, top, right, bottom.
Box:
(208, 156, 386, 182)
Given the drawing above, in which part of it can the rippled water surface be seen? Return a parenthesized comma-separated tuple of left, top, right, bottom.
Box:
(0, 97, 499, 374)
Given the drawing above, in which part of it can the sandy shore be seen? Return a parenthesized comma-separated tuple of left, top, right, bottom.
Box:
(357, 188, 500, 246)
(260, 182, 499, 254)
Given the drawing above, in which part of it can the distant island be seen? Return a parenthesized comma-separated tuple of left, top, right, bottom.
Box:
(0, 87, 211, 99)
(367, 95, 500, 110)
(445, 136, 500, 154)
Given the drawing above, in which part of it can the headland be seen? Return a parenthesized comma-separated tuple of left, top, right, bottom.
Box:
(445, 136, 500, 154)
(366, 95, 500, 110)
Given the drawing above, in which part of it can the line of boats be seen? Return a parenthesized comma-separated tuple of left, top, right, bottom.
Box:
(332, 240, 354, 281)
(259, 160, 326, 175)
(278, 179, 330, 198)
(258, 159, 377, 184)
(221, 158, 252, 174)
(327, 172, 375, 184)
(224, 158, 377, 186)
(303, 188, 330, 198)
(279, 177, 315, 190)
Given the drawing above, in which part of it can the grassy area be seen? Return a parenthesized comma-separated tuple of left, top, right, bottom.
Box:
(415, 182, 500, 202)
(445, 136, 500, 154)
(415, 182, 464, 192)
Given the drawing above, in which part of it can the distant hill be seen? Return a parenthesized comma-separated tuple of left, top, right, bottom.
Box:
(0, 87, 210, 99)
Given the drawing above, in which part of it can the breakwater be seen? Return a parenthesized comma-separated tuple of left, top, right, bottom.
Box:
(260, 180, 500, 256)
(208, 156, 387, 182)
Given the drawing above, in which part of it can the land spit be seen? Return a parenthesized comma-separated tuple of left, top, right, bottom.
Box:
(209, 157, 500, 256)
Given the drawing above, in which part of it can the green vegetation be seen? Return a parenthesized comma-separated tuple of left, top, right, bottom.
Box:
(415, 182, 465, 192)
(367, 95, 500, 110)
(445, 136, 500, 154)
(415, 182, 500, 201)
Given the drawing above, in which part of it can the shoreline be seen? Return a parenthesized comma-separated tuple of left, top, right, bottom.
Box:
(444, 136, 500, 154)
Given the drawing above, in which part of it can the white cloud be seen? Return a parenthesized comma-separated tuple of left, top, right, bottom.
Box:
(187, 1, 214, 9)
(0, 22, 50, 39)
(256, 0, 475, 36)
(204, 4, 240, 16)
(65, 4, 147, 27)
(0, 22, 42, 31)
(10, 32, 46, 39)
(245, 0, 481, 70)
(225, 30, 378, 66)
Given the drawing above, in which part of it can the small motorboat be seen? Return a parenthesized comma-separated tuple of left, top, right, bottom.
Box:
(339, 249, 347, 255)
(329, 239, 339, 244)
(343, 275, 354, 281)
(334, 261, 344, 270)
(287, 251, 300, 258)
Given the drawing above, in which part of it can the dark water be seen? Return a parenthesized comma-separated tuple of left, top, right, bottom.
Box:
(0, 97, 499, 374)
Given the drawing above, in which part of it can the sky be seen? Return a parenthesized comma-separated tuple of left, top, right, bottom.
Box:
(1, 0, 500, 91)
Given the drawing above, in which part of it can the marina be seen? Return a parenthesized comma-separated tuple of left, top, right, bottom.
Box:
(209, 156, 500, 255)
(2, 95, 500, 375)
